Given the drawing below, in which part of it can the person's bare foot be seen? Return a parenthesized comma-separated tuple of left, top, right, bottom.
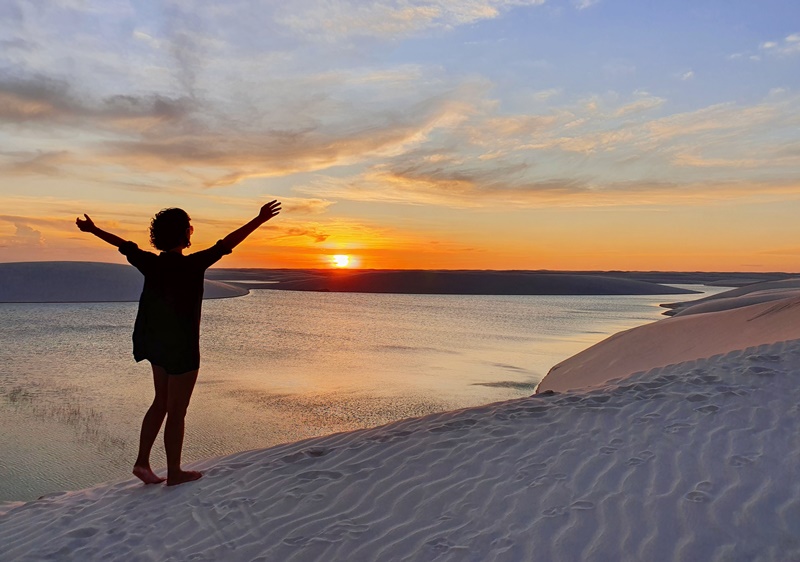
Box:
(166, 470, 202, 486)
(133, 465, 166, 485)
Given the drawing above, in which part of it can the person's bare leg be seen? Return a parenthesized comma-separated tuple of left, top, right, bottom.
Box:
(164, 369, 202, 486)
(133, 365, 169, 484)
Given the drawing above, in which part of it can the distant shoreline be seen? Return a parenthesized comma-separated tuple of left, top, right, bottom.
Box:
(1, 262, 794, 303)
(206, 268, 794, 296)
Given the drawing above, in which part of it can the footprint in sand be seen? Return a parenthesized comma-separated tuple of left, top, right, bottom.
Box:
(211, 462, 253, 477)
(747, 354, 781, 362)
(281, 448, 333, 464)
(281, 452, 307, 464)
(296, 470, 343, 482)
(720, 388, 750, 398)
(283, 536, 311, 547)
(429, 419, 478, 433)
(490, 537, 514, 551)
(746, 366, 778, 377)
(664, 422, 692, 434)
(635, 413, 662, 425)
(373, 430, 413, 443)
(685, 481, 714, 503)
(218, 497, 257, 509)
(543, 506, 569, 518)
(311, 520, 370, 543)
(688, 374, 720, 386)
(64, 527, 99, 539)
(305, 448, 330, 458)
(285, 487, 305, 498)
(626, 450, 655, 466)
(522, 405, 550, 417)
(542, 502, 594, 516)
(515, 463, 548, 481)
(570, 500, 595, 511)
(528, 472, 567, 488)
(685, 491, 711, 503)
(694, 404, 720, 414)
(285, 523, 369, 548)
(426, 537, 461, 553)
(600, 438, 625, 454)
(729, 454, 759, 467)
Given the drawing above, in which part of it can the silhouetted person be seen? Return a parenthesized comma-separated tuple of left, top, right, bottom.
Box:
(76, 201, 281, 486)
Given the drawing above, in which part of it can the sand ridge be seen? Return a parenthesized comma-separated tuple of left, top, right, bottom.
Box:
(661, 278, 800, 316)
(539, 292, 800, 393)
(3, 340, 800, 561)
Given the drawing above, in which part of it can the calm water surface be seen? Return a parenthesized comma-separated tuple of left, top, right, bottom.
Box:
(0, 287, 719, 502)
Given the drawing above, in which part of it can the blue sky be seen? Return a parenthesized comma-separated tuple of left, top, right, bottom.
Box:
(1, 1, 799, 269)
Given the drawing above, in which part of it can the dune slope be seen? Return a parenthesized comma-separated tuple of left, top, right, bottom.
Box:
(2, 340, 800, 561)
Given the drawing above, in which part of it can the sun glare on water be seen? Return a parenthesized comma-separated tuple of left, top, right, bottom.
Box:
(332, 254, 350, 268)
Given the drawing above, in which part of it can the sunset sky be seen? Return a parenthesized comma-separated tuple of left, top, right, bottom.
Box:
(1, 1, 799, 270)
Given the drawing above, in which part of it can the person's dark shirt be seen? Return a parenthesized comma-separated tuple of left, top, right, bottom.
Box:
(119, 240, 232, 374)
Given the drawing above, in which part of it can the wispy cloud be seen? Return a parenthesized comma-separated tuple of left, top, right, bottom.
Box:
(0, 75, 193, 129)
(4, 54, 799, 214)
(278, 226, 330, 243)
(760, 33, 800, 56)
(304, 165, 800, 209)
(573, 0, 600, 10)
(613, 96, 666, 117)
(2, 150, 72, 176)
(10, 222, 45, 246)
(0, 69, 486, 188)
(0, 216, 51, 248)
(296, 91, 800, 209)
(108, 85, 482, 187)
(275, 1, 547, 41)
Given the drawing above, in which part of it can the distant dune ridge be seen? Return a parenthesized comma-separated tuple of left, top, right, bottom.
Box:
(539, 278, 800, 393)
(0, 262, 708, 301)
(212, 269, 701, 295)
(661, 278, 800, 316)
(206, 268, 789, 289)
(0, 262, 247, 302)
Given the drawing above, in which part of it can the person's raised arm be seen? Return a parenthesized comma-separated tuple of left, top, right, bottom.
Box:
(221, 200, 281, 250)
(76, 214, 127, 248)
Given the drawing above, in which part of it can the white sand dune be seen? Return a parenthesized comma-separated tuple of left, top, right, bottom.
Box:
(540, 285, 800, 393)
(670, 288, 800, 317)
(2, 339, 800, 561)
(0, 261, 247, 302)
(662, 278, 800, 316)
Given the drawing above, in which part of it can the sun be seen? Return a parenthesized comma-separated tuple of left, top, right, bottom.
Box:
(332, 254, 350, 268)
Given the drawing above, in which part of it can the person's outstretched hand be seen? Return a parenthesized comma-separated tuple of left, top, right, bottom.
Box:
(76, 214, 95, 232)
(258, 200, 281, 223)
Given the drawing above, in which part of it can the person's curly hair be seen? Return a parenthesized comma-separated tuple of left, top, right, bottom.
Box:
(149, 208, 191, 251)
